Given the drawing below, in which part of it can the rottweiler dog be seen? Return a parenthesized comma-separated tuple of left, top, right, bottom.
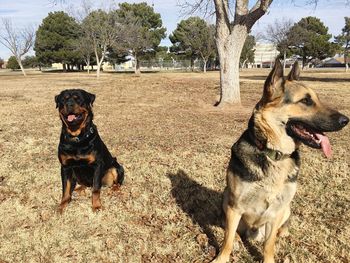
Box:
(55, 89, 124, 212)
(212, 60, 349, 263)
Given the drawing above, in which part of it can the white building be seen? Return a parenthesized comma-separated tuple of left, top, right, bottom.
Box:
(253, 43, 279, 68)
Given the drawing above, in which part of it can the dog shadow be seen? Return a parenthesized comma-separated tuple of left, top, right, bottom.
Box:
(166, 169, 223, 250)
(166, 169, 263, 261)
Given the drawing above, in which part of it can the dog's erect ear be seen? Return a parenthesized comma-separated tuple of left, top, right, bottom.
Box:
(287, 61, 300, 81)
(261, 59, 284, 104)
(85, 91, 96, 107)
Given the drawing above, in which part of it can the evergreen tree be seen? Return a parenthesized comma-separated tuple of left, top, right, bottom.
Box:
(170, 17, 216, 72)
(34, 11, 81, 70)
(116, 2, 166, 74)
(286, 17, 337, 67)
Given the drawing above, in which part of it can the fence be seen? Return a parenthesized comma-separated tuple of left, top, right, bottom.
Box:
(114, 59, 205, 72)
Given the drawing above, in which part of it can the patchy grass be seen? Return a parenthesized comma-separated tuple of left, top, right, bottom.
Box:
(0, 69, 349, 263)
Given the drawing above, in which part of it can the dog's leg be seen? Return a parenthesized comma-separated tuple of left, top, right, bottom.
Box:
(263, 209, 286, 263)
(113, 158, 125, 185)
(277, 206, 291, 238)
(59, 167, 74, 213)
(212, 206, 242, 263)
(92, 164, 103, 211)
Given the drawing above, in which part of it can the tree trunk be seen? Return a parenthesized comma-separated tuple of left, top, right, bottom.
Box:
(216, 25, 248, 106)
(17, 58, 26, 77)
(96, 61, 102, 78)
(134, 53, 141, 75)
(345, 53, 348, 72)
(190, 58, 194, 72)
(63, 63, 67, 72)
(87, 61, 90, 74)
(203, 59, 207, 73)
(283, 50, 286, 73)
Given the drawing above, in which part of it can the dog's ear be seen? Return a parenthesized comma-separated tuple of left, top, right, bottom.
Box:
(55, 94, 61, 108)
(287, 61, 300, 81)
(86, 91, 96, 107)
(261, 59, 284, 104)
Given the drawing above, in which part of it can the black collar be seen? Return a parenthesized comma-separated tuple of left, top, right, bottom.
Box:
(64, 125, 96, 144)
(250, 132, 291, 161)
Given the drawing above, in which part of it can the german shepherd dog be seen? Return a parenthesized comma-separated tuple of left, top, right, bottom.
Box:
(212, 60, 349, 263)
(55, 89, 124, 213)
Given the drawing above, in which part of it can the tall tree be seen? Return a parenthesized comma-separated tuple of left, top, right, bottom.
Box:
(182, 1, 350, 106)
(82, 9, 121, 77)
(286, 16, 337, 68)
(0, 18, 34, 76)
(264, 18, 293, 71)
(240, 35, 255, 69)
(183, 0, 273, 105)
(170, 17, 216, 73)
(34, 11, 81, 71)
(116, 2, 166, 75)
(335, 17, 350, 72)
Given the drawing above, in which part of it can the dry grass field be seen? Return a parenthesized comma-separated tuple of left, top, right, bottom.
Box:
(0, 69, 349, 263)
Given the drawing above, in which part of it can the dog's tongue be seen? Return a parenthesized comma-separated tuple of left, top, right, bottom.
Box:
(315, 133, 332, 158)
(67, 114, 76, 122)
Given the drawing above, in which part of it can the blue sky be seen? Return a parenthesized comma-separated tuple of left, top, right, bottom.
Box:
(0, 0, 349, 60)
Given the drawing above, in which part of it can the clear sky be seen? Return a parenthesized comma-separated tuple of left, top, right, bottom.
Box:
(0, 0, 349, 60)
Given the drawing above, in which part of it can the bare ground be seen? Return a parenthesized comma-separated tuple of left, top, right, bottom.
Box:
(0, 69, 349, 263)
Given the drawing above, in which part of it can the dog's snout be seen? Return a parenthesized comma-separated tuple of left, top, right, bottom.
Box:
(66, 99, 75, 107)
(339, 115, 349, 127)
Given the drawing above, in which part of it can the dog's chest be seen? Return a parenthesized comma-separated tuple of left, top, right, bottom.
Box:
(235, 161, 298, 223)
(59, 152, 96, 166)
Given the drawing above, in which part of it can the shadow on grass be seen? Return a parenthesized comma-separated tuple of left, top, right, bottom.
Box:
(166, 169, 223, 251)
(166, 169, 263, 261)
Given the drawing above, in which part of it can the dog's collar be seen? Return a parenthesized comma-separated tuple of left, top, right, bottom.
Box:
(64, 125, 96, 143)
(254, 137, 290, 161)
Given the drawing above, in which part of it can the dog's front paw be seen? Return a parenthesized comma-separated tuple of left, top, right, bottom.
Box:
(92, 204, 102, 212)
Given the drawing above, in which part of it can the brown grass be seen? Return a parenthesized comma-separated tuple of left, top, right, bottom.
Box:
(0, 69, 349, 263)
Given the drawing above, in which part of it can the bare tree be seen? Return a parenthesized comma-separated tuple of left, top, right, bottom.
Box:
(0, 18, 35, 76)
(82, 10, 120, 78)
(182, 0, 273, 106)
(264, 18, 293, 72)
(76, 36, 94, 74)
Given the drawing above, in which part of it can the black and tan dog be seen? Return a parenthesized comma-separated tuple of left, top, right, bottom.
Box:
(213, 60, 349, 263)
(55, 89, 124, 213)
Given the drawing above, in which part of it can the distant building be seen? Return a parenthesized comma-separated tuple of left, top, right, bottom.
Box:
(321, 55, 347, 68)
(253, 43, 279, 68)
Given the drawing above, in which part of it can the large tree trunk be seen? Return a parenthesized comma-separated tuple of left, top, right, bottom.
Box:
(216, 25, 248, 105)
(213, 0, 271, 107)
(17, 58, 26, 77)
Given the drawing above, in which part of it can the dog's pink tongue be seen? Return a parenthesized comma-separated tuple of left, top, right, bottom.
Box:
(67, 114, 76, 122)
(315, 133, 332, 158)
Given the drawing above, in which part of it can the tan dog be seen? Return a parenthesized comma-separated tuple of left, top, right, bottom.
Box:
(213, 60, 349, 263)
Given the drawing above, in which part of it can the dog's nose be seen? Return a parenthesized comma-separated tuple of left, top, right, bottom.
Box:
(339, 115, 349, 127)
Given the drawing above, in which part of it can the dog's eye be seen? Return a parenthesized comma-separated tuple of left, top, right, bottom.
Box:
(300, 97, 314, 106)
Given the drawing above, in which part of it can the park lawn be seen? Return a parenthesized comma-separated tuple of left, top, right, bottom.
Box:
(0, 69, 349, 262)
